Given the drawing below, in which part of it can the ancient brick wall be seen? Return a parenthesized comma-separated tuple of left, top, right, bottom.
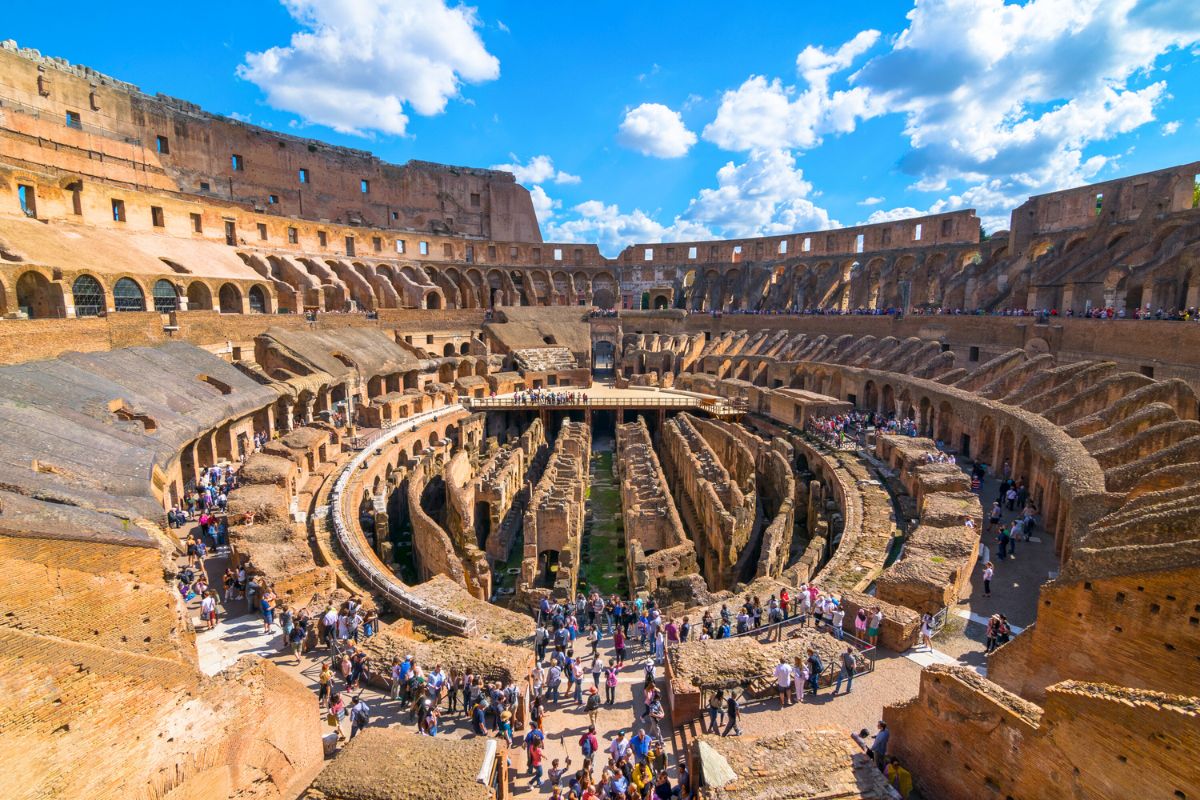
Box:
(884, 665, 1200, 800)
(407, 446, 469, 590)
(660, 412, 756, 591)
(519, 420, 589, 602)
(989, 566, 1200, 703)
(0, 43, 541, 241)
(616, 416, 696, 595)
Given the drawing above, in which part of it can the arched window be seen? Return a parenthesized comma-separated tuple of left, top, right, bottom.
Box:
(248, 285, 267, 313)
(218, 283, 242, 313)
(112, 278, 146, 312)
(72, 274, 105, 317)
(152, 279, 178, 313)
(186, 281, 212, 310)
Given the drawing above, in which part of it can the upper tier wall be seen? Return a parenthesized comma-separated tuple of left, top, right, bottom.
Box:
(0, 42, 541, 241)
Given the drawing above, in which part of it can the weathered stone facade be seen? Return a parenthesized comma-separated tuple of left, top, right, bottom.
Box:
(661, 412, 756, 591)
(519, 419, 590, 604)
(615, 416, 698, 596)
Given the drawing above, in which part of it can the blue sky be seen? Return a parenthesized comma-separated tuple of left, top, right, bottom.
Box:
(8, 0, 1200, 253)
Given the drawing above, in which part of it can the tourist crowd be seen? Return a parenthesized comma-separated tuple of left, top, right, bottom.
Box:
(512, 390, 590, 405)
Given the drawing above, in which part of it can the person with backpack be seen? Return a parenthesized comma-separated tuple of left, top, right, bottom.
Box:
(806, 648, 823, 696)
(585, 686, 601, 727)
(579, 725, 599, 761)
(349, 696, 370, 739)
(834, 647, 856, 695)
(603, 662, 618, 706)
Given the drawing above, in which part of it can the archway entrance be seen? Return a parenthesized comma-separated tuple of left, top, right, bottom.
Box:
(592, 340, 616, 377)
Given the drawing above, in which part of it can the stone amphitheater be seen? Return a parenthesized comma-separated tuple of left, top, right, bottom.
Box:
(0, 41, 1198, 800)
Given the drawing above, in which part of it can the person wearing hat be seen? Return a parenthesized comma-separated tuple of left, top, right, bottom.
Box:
(585, 685, 601, 727)
(498, 709, 513, 746)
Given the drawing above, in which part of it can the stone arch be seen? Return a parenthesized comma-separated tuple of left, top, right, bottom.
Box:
(424, 290, 443, 310)
(15, 270, 64, 319)
(881, 383, 896, 417)
(1062, 236, 1086, 255)
(248, 284, 270, 314)
(936, 401, 954, 445)
(997, 426, 1015, 476)
(71, 273, 106, 317)
(151, 279, 179, 313)
(977, 415, 997, 466)
(218, 283, 243, 313)
(112, 277, 147, 313)
(186, 281, 213, 311)
(918, 396, 933, 436)
(1014, 435, 1033, 485)
(443, 342, 456, 357)
(460, 341, 471, 356)
(863, 380, 878, 413)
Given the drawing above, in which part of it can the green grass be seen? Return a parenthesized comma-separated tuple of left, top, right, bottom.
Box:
(579, 452, 628, 597)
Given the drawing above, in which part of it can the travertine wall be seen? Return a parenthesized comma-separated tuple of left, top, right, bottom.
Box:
(0, 42, 541, 241)
(615, 416, 697, 596)
(0, 528, 323, 800)
(989, 565, 1200, 703)
(885, 665, 1200, 800)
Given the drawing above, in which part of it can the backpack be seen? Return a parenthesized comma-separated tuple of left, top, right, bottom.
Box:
(586, 693, 600, 711)
(810, 654, 823, 674)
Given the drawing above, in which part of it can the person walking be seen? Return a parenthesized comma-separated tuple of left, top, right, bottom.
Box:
(707, 689, 725, 733)
(982, 561, 994, 598)
(834, 647, 856, 695)
(722, 691, 742, 737)
(920, 614, 934, 651)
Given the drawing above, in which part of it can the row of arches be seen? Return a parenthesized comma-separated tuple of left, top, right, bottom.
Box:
(8, 270, 273, 319)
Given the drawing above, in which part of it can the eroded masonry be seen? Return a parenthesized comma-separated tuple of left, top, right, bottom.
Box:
(1, 40, 1198, 800)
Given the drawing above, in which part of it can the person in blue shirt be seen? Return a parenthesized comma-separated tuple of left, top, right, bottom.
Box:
(630, 728, 651, 762)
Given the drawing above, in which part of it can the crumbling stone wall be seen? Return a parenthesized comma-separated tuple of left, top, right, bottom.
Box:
(407, 447, 469, 592)
(442, 449, 492, 600)
(989, 565, 1200, 703)
(473, 418, 546, 562)
(518, 420, 589, 604)
(616, 416, 697, 596)
(884, 665, 1200, 800)
(661, 413, 756, 591)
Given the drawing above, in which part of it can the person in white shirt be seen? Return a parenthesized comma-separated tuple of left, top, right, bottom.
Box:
(831, 606, 846, 640)
(774, 659, 793, 706)
(200, 593, 217, 630)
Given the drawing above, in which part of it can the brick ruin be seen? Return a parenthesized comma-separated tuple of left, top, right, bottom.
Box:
(518, 419, 590, 604)
(616, 417, 699, 596)
(661, 412, 756, 591)
(0, 40, 1198, 800)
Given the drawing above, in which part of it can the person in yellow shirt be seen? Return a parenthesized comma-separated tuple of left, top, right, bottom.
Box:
(886, 757, 913, 799)
(631, 761, 654, 792)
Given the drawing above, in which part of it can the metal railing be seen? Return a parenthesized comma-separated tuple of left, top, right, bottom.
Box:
(328, 404, 478, 636)
(464, 395, 747, 414)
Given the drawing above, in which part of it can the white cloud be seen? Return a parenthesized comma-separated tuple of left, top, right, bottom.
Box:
(547, 148, 836, 255)
(238, 0, 499, 136)
(858, 196, 885, 206)
(1162, 120, 1182, 135)
(617, 103, 698, 158)
(528, 185, 560, 224)
(702, 30, 882, 151)
(849, 0, 1200, 206)
(490, 154, 580, 185)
